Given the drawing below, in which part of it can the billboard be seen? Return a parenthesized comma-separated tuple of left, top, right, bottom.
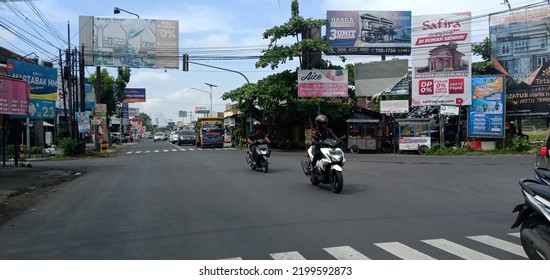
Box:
(6, 59, 58, 119)
(411, 12, 472, 107)
(0, 76, 30, 115)
(79, 16, 179, 69)
(355, 59, 409, 97)
(489, 4, 550, 84)
(468, 76, 505, 138)
(506, 61, 550, 117)
(297, 69, 348, 98)
(124, 88, 146, 103)
(326, 10, 411, 56)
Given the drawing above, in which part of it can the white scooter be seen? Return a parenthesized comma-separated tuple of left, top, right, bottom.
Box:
(300, 136, 346, 193)
(511, 176, 550, 259)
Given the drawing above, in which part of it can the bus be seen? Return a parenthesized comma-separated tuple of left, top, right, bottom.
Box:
(195, 117, 225, 148)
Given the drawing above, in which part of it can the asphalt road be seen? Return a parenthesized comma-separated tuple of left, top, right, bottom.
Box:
(0, 139, 536, 260)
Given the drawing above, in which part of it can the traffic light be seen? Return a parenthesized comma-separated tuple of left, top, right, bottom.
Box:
(182, 53, 189, 71)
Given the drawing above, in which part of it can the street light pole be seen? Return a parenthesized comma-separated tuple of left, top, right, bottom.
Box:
(204, 83, 217, 117)
(114, 7, 140, 18)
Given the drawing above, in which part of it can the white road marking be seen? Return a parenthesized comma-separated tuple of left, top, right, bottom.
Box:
(374, 242, 435, 260)
(467, 235, 527, 258)
(323, 246, 370, 260)
(422, 238, 497, 260)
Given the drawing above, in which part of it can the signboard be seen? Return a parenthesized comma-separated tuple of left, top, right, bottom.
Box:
(7, 59, 58, 119)
(77, 111, 91, 133)
(440, 105, 459, 115)
(195, 106, 209, 114)
(326, 10, 411, 55)
(0, 76, 30, 115)
(297, 69, 348, 98)
(123, 88, 146, 103)
(380, 100, 409, 114)
(79, 16, 179, 69)
(468, 76, 505, 138)
(411, 12, 472, 107)
(489, 5, 550, 84)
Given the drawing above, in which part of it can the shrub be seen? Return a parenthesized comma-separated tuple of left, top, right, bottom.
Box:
(511, 137, 531, 152)
(58, 137, 80, 156)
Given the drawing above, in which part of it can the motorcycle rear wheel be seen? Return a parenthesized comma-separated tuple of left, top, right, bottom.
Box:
(330, 170, 344, 193)
(520, 215, 550, 260)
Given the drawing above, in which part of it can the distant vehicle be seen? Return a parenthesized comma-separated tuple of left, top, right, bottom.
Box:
(195, 117, 225, 148)
(169, 131, 179, 144)
(153, 132, 166, 142)
(110, 132, 121, 143)
(177, 130, 196, 146)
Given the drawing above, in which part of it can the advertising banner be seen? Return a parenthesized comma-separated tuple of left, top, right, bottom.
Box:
(123, 88, 146, 103)
(195, 106, 209, 115)
(326, 10, 411, 55)
(76, 111, 91, 133)
(380, 100, 409, 114)
(0, 76, 30, 115)
(7, 59, 58, 119)
(79, 16, 179, 69)
(297, 69, 348, 98)
(411, 12, 472, 107)
(468, 76, 505, 138)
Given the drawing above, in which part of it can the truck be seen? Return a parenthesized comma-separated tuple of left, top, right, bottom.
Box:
(195, 117, 225, 148)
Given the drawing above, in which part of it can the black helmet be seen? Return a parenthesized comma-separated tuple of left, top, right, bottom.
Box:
(315, 114, 328, 128)
(253, 120, 261, 129)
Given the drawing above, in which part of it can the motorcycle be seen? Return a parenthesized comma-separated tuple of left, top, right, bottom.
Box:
(300, 136, 346, 193)
(246, 139, 270, 173)
(534, 166, 550, 185)
(511, 176, 550, 259)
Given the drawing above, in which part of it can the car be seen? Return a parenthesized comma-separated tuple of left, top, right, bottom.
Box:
(169, 131, 180, 144)
(177, 130, 196, 146)
(153, 132, 166, 142)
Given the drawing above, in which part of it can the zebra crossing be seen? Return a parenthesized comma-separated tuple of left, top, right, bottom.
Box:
(222, 233, 527, 260)
(124, 147, 237, 155)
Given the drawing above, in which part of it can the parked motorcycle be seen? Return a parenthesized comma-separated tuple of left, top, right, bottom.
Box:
(246, 139, 270, 173)
(511, 177, 550, 259)
(300, 136, 346, 193)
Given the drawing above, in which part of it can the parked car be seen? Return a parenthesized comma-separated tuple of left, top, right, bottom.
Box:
(177, 130, 196, 146)
(153, 132, 166, 142)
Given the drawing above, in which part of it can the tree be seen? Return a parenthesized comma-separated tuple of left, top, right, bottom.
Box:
(89, 67, 130, 119)
(472, 37, 496, 75)
(222, 0, 352, 130)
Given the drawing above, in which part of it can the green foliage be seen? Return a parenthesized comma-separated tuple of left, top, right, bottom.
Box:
(511, 137, 531, 152)
(23, 146, 44, 154)
(89, 67, 131, 119)
(58, 137, 80, 157)
(222, 0, 353, 127)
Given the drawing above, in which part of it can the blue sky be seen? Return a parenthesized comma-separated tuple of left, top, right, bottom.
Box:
(1, 0, 534, 125)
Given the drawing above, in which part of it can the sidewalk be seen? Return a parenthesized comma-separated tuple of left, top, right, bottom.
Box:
(0, 143, 122, 204)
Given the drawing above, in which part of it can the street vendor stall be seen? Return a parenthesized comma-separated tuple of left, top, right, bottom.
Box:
(346, 119, 380, 154)
(395, 118, 432, 154)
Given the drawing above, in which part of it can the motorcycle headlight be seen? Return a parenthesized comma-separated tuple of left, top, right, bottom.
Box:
(329, 150, 343, 162)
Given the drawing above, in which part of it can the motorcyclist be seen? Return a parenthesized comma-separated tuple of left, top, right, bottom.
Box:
(247, 120, 270, 165)
(309, 114, 338, 171)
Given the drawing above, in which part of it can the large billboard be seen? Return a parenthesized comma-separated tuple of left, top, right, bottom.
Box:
(468, 76, 505, 138)
(411, 12, 472, 107)
(0, 76, 30, 115)
(489, 4, 550, 117)
(6, 59, 58, 119)
(326, 11, 411, 56)
(297, 69, 348, 98)
(79, 16, 179, 69)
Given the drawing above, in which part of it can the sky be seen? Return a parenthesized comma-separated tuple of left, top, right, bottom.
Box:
(1, 0, 544, 126)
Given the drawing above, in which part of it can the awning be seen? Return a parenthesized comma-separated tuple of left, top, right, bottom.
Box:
(43, 121, 55, 127)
